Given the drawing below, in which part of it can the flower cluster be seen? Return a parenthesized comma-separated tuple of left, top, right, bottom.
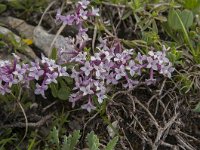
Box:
(0, 54, 68, 98)
(56, 0, 100, 65)
(57, 38, 174, 111)
(55, 0, 175, 112)
(56, 0, 99, 37)
(0, 0, 175, 112)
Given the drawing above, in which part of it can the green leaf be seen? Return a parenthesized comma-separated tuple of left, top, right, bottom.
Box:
(183, 0, 200, 10)
(0, 4, 7, 14)
(28, 137, 37, 150)
(154, 16, 167, 22)
(61, 130, 81, 150)
(167, 9, 196, 59)
(162, 22, 179, 43)
(0, 136, 16, 149)
(8, 0, 26, 10)
(105, 136, 118, 150)
(168, 9, 180, 30)
(63, 77, 74, 85)
(86, 131, 100, 150)
(49, 127, 60, 149)
(180, 10, 194, 29)
(50, 83, 58, 98)
(122, 10, 132, 20)
(194, 101, 200, 112)
(69, 130, 81, 150)
(167, 47, 182, 65)
(58, 87, 71, 100)
(0, 41, 6, 48)
(122, 39, 147, 48)
(50, 48, 57, 60)
(61, 136, 68, 150)
(58, 78, 68, 88)
(168, 9, 194, 30)
(173, 10, 196, 57)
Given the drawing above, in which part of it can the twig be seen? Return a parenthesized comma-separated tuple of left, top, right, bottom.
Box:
(82, 112, 99, 143)
(47, 0, 66, 57)
(129, 114, 146, 132)
(92, 24, 97, 53)
(0, 114, 52, 128)
(178, 130, 200, 142)
(110, 89, 184, 150)
(160, 86, 176, 100)
(154, 78, 167, 114)
(42, 101, 58, 113)
(49, 23, 66, 57)
(102, 2, 128, 9)
(152, 113, 179, 150)
(175, 134, 196, 150)
(121, 128, 134, 150)
(147, 94, 158, 107)
(132, 129, 152, 146)
(134, 96, 160, 129)
(111, 91, 159, 128)
(160, 141, 174, 148)
(159, 78, 167, 96)
(13, 88, 28, 144)
(38, 1, 56, 26)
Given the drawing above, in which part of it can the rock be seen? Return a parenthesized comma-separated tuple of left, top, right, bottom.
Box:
(0, 16, 68, 57)
(33, 26, 67, 56)
(0, 16, 34, 40)
(0, 26, 38, 60)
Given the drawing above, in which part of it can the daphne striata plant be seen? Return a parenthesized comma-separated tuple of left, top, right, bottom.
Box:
(0, 53, 68, 98)
(58, 40, 174, 112)
(0, 0, 175, 112)
(55, 0, 175, 112)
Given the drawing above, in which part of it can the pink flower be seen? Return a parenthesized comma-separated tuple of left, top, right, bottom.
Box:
(80, 61, 93, 76)
(0, 84, 11, 95)
(34, 83, 48, 98)
(81, 96, 96, 112)
(80, 84, 94, 96)
(126, 60, 138, 77)
(91, 7, 100, 16)
(146, 57, 158, 71)
(115, 65, 126, 80)
(45, 72, 58, 85)
(78, 0, 90, 9)
(29, 70, 44, 80)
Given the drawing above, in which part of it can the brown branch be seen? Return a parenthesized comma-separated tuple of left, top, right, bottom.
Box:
(161, 141, 173, 148)
(152, 111, 179, 150)
(122, 128, 134, 150)
(178, 130, 200, 142)
(175, 134, 196, 150)
(15, 88, 28, 144)
(42, 101, 58, 113)
(102, 2, 128, 8)
(0, 114, 52, 128)
(133, 96, 160, 129)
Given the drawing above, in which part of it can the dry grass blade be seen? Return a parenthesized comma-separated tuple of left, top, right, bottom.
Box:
(38, 1, 56, 26)
(15, 88, 28, 145)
